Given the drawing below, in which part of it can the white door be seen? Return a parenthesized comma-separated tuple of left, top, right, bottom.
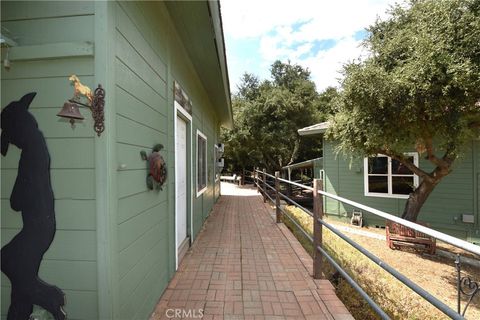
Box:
(176, 116, 188, 261)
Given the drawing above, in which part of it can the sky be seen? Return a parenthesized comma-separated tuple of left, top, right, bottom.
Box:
(221, 0, 397, 94)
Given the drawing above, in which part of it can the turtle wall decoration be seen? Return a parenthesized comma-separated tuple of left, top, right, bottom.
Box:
(140, 144, 167, 190)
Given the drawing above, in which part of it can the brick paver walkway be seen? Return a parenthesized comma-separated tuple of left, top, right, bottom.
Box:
(151, 183, 353, 320)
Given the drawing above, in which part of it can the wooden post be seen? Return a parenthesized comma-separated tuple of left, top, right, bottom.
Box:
(242, 168, 245, 186)
(275, 171, 281, 223)
(255, 167, 259, 193)
(262, 168, 267, 202)
(313, 178, 324, 279)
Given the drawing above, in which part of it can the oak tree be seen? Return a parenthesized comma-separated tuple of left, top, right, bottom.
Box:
(329, 0, 480, 221)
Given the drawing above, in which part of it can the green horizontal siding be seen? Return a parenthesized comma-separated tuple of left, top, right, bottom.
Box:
(113, 2, 172, 319)
(2, 200, 96, 230)
(1, 76, 93, 108)
(1, 1, 94, 21)
(0, 1, 98, 319)
(1, 287, 98, 320)
(116, 87, 168, 134)
(2, 1, 227, 319)
(113, 1, 223, 318)
(323, 139, 478, 239)
(1, 57, 94, 80)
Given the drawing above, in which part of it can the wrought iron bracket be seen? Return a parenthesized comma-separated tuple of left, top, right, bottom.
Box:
(455, 254, 479, 317)
(68, 84, 105, 137)
(92, 85, 105, 136)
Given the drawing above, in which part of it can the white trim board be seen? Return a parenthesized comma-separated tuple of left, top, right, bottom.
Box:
(174, 100, 193, 270)
(196, 129, 208, 197)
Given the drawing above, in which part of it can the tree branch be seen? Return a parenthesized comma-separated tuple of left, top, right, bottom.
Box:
(378, 149, 433, 182)
(468, 120, 480, 129)
(424, 137, 449, 168)
(441, 144, 457, 168)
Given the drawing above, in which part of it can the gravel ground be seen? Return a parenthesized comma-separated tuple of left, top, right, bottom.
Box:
(327, 218, 480, 320)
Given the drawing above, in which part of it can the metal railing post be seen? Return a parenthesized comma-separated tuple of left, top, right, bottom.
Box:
(268, 174, 477, 318)
(262, 168, 267, 202)
(313, 178, 324, 279)
(275, 171, 281, 223)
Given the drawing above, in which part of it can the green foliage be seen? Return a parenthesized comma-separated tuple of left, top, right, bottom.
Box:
(330, 0, 480, 158)
(329, 0, 480, 220)
(317, 86, 341, 116)
(222, 61, 330, 172)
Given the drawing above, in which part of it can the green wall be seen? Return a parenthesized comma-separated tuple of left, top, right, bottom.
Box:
(1, 2, 98, 319)
(109, 1, 222, 319)
(323, 138, 480, 242)
(112, 2, 170, 319)
(313, 158, 323, 179)
(1, 1, 225, 319)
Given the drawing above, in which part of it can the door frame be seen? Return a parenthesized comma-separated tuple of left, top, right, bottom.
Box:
(174, 100, 193, 270)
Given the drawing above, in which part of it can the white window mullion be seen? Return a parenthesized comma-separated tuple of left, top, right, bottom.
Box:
(387, 157, 392, 196)
(364, 157, 369, 195)
(413, 153, 419, 189)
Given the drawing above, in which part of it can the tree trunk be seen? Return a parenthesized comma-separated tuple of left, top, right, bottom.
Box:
(401, 179, 437, 221)
(287, 138, 300, 166)
(395, 149, 455, 222)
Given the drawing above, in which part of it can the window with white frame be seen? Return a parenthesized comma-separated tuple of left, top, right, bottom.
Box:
(196, 130, 207, 195)
(364, 153, 419, 199)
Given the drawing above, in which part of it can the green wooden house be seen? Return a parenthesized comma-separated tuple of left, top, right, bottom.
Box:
(298, 122, 480, 244)
(1, 1, 232, 319)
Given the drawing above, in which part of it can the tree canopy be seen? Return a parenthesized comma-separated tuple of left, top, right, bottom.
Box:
(222, 61, 328, 172)
(329, 0, 480, 221)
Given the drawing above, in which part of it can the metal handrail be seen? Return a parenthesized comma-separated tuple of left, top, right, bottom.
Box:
(263, 171, 276, 179)
(264, 188, 275, 203)
(251, 169, 477, 319)
(316, 189, 480, 256)
(317, 245, 391, 320)
(254, 176, 391, 318)
(278, 176, 314, 191)
(277, 191, 313, 217)
(258, 169, 480, 257)
(278, 205, 314, 243)
(262, 178, 462, 318)
(317, 218, 462, 319)
(264, 182, 276, 192)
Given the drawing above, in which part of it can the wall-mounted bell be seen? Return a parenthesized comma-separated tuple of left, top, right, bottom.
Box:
(57, 101, 84, 126)
(58, 75, 106, 136)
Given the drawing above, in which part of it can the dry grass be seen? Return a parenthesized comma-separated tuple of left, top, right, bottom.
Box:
(282, 205, 480, 320)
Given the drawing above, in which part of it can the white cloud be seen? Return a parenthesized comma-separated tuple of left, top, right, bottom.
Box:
(221, 0, 396, 91)
(222, 0, 391, 40)
(304, 37, 368, 89)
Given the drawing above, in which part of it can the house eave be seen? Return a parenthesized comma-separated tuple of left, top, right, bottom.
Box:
(297, 121, 330, 136)
(166, 0, 233, 129)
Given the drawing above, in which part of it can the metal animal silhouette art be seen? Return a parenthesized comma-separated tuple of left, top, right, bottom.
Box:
(1, 93, 66, 320)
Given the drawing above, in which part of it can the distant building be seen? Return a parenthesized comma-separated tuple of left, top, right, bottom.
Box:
(298, 122, 480, 244)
